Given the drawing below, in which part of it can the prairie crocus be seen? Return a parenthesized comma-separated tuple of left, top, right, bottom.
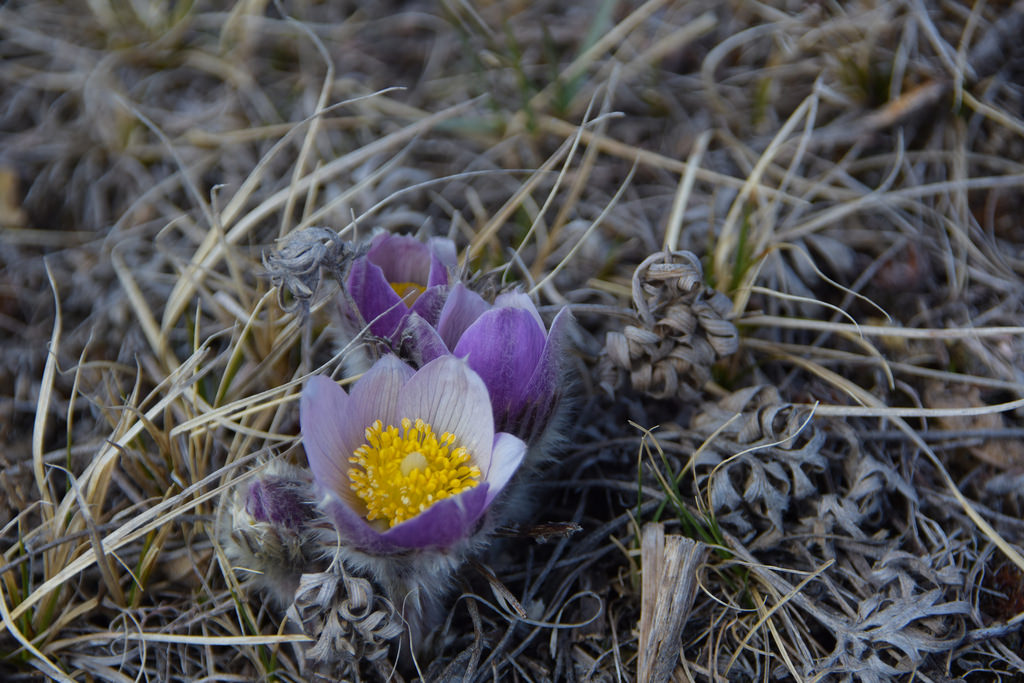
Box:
(227, 464, 316, 604)
(300, 354, 528, 641)
(342, 232, 457, 344)
(402, 283, 573, 446)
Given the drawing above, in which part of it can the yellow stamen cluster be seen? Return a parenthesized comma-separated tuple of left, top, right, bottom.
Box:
(349, 418, 481, 527)
(390, 281, 426, 305)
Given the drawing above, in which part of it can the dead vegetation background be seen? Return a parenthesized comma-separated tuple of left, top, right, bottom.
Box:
(2, 0, 1024, 681)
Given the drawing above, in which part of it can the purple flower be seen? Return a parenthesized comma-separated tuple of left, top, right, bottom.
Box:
(403, 284, 572, 444)
(230, 466, 316, 604)
(300, 355, 527, 555)
(343, 232, 456, 343)
(245, 476, 313, 532)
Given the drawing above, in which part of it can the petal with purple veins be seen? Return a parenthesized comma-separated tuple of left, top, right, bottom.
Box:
(300, 376, 363, 499)
(322, 484, 490, 554)
(321, 496, 394, 554)
(436, 283, 491, 349)
(453, 306, 546, 416)
(397, 355, 495, 465)
(366, 234, 432, 285)
(348, 355, 415, 434)
(493, 290, 545, 331)
(346, 257, 407, 338)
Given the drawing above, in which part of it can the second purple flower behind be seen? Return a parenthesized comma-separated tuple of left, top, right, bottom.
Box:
(341, 231, 572, 448)
(342, 232, 456, 345)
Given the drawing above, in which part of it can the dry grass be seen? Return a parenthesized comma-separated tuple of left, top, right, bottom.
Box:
(2, 0, 1024, 680)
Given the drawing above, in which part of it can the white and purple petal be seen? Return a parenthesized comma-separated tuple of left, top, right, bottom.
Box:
(300, 375, 362, 498)
(321, 496, 395, 553)
(365, 233, 433, 286)
(347, 354, 414, 432)
(483, 432, 527, 505)
(321, 483, 490, 553)
(426, 236, 457, 287)
(397, 355, 495, 464)
(493, 290, 545, 331)
(301, 358, 415, 507)
(436, 283, 491, 349)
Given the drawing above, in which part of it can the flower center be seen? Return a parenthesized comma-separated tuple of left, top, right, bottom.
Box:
(348, 418, 482, 528)
(390, 281, 426, 305)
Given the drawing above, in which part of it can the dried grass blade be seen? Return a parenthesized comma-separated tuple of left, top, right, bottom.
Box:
(778, 172, 1024, 242)
(742, 315, 1024, 340)
(962, 90, 1024, 138)
(664, 130, 712, 254)
(527, 82, 607, 279)
(530, 159, 637, 295)
(472, 560, 527, 619)
(277, 8, 334, 239)
(219, 90, 400, 230)
(0, 579, 75, 682)
(468, 134, 575, 260)
(9, 452, 258, 621)
(162, 98, 476, 335)
(112, 247, 169, 367)
(540, 115, 805, 204)
(33, 262, 62, 517)
(76, 345, 212, 505)
(101, 632, 312, 646)
(727, 560, 834, 679)
(713, 90, 817, 293)
(625, 12, 717, 82)
(59, 466, 126, 606)
(806, 398, 1024, 419)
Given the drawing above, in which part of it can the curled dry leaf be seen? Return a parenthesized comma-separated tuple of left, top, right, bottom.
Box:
(288, 567, 404, 674)
(690, 385, 826, 541)
(600, 250, 738, 401)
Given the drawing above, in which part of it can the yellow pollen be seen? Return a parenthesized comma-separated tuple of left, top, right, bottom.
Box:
(348, 418, 481, 527)
(390, 281, 426, 305)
